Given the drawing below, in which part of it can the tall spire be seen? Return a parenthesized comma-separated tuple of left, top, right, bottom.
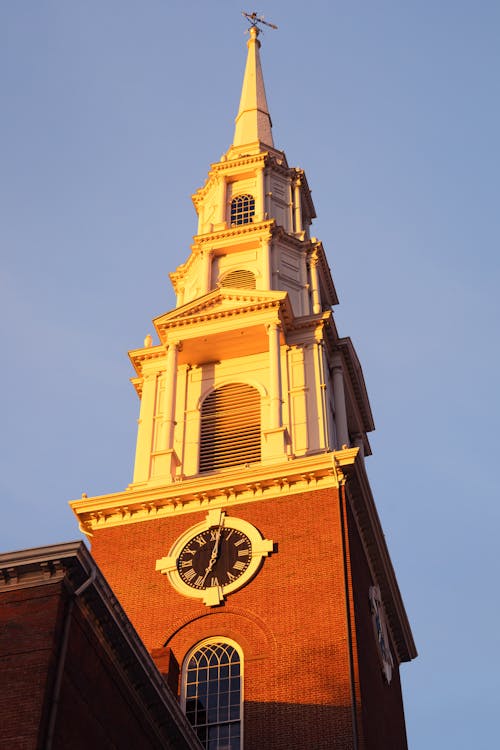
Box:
(232, 26, 274, 150)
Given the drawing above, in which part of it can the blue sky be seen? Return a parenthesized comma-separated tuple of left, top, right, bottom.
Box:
(1, 2, 499, 747)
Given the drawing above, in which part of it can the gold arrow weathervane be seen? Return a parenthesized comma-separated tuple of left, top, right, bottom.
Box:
(242, 11, 278, 32)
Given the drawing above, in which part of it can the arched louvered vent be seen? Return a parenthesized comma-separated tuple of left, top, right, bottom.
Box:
(220, 269, 256, 290)
(200, 384, 261, 473)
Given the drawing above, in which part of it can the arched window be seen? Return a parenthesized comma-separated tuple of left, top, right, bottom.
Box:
(199, 383, 261, 473)
(230, 194, 255, 226)
(219, 269, 256, 290)
(183, 639, 243, 750)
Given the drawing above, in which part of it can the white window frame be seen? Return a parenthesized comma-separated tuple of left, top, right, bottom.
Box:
(181, 637, 244, 750)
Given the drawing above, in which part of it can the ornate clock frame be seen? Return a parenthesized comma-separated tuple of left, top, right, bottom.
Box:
(156, 508, 274, 606)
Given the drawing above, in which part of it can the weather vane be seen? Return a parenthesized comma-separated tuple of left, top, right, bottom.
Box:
(242, 11, 278, 33)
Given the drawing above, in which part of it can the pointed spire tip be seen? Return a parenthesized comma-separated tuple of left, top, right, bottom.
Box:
(232, 16, 274, 150)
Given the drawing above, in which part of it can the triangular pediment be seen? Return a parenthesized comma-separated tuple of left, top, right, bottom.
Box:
(154, 288, 290, 329)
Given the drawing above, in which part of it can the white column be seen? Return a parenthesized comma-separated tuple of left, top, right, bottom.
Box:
(332, 353, 349, 449)
(294, 179, 303, 234)
(262, 237, 271, 289)
(163, 341, 180, 451)
(217, 175, 226, 225)
(264, 168, 270, 219)
(132, 372, 158, 483)
(310, 256, 321, 314)
(315, 339, 330, 451)
(259, 167, 266, 221)
(202, 249, 213, 294)
(267, 321, 283, 429)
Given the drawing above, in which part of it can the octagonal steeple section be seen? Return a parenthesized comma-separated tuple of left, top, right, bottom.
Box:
(169, 28, 337, 321)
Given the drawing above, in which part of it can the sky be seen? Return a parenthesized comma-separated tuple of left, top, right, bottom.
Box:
(1, 1, 499, 747)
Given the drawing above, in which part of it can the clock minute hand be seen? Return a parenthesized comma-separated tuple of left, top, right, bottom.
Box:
(211, 525, 222, 561)
(201, 525, 223, 586)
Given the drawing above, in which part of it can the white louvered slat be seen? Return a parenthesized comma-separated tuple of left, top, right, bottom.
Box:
(200, 384, 261, 473)
(219, 269, 256, 290)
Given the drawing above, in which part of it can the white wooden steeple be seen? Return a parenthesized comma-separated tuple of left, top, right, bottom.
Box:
(112, 29, 374, 488)
(71, 28, 374, 496)
(232, 25, 274, 152)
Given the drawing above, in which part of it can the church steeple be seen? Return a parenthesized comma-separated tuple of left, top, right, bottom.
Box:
(232, 25, 274, 152)
(71, 25, 416, 750)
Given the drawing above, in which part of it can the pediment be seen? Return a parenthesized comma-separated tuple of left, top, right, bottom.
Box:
(154, 288, 290, 329)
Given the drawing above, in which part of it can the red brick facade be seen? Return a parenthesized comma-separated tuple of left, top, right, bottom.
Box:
(91, 485, 409, 749)
(345, 490, 409, 749)
(0, 544, 200, 750)
(0, 583, 64, 749)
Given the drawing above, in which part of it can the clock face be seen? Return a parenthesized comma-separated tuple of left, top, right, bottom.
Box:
(177, 527, 252, 590)
(155, 509, 274, 606)
(369, 585, 394, 684)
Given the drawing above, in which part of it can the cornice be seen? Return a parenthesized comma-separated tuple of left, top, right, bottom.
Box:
(214, 151, 268, 172)
(190, 220, 312, 256)
(170, 251, 197, 290)
(129, 345, 166, 378)
(289, 313, 328, 333)
(192, 149, 299, 208)
(70, 450, 359, 536)
(263, 152, 292, 176)
(343, 458, 417, 664)
(293, 168, 316, 220)
(153, 290, 293, 341)
(0, 540, 85, 591)
(134, 303, 337, 368)
(286, 310, 338, 345)
(219, 147, 289, 172)
(192, 153, 269, 207)
(271, 225, 310, 252)
(336, 337, 375, 433)
(309, 239, 339, 306)
(193, 219, 275, 245)
(157, 300, 278, 330)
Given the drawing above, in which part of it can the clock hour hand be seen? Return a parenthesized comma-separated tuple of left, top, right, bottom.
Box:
(201, 524, 223, 586)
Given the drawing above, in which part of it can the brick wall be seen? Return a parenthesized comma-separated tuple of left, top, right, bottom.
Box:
(0, 582, 64, 749)
(53, 602, 168, 749)
(0, 571, 198, 750)
(90, 484, 410, 749)
(346, 495, 409, 749)
(92, 488, 361, 749)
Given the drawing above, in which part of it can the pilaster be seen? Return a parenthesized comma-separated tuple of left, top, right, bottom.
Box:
(152, 341, 181, 482)
(310, 254, 322, 314)
(133, 371, 159, 483)
(263, 319, 288, 460)
(332, 352, 350, 449)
